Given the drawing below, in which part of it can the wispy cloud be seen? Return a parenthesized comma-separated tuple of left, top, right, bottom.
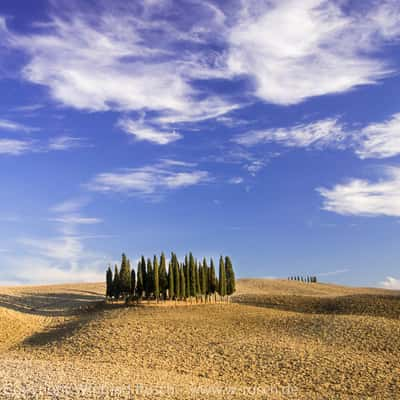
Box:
(49, 197, 100, 235)
(50, 198, 90, 214)
(49, 216, 102, 225)
(2, 4, 237, 145)
(228, 177, 244, 184)
(356, 113, 400, 159)
(318, 166, 400, 217)
(48, 136, 88, 151)
(234, 112, 400, 161)
(87, 160, 211, 197)
(10, 104, 44, 113)
(0, 139, 33, 155)
(318, 269, 350, 277)
(0, 136, 88, 155)
(118, 118, 182, 145)
(0, 256, 106, 285)
(0, 118, 37, 132)
(380, 276, 400, 290)
(0, 197, 108, 285)
(234, 118, 345, 148)
(227, 0, 400, 105)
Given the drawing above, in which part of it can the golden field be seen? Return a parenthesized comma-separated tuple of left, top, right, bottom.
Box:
(0, 280, 399, 399)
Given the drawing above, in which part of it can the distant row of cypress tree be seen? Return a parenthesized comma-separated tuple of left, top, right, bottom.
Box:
(288, 276, 317, 283)
(106, 252, 236, 302)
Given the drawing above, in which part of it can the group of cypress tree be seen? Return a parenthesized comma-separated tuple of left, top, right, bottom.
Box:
(106, 252, 236, 302)
(288, 276, 317, 283)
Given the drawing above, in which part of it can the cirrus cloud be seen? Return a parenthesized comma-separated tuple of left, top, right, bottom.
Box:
(87, 160, 211, 198)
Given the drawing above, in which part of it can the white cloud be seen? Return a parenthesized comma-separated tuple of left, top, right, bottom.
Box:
(0, 256, 105, 285)
(10, 104, 44, 113)
(0, 136, 88, 156)
(0, 139, 33, 155)
(229, 177, 244, 184)
(19, 236, 84, 262)
(0, 118, 36, 132)
(87, 160, 210, 197)
(49, 197, 101, 236)
(244, 160, 267, 176)
(380, 276, 400, 290)
(50, 198, 90, 214)
(2, 7, 236, 140)
(118, 118, 181, 145)
(317, 268, 350, 277)
(234, 118, 345, 148)
(356, 113, 400, 159)
(318, 166, 400, 217)
(227, 0, 400, 105)
(48, 136, 87, 151)
(234, 112, 400, 161)
(49, 216, 102, 225)
(0, 197, 109, 285)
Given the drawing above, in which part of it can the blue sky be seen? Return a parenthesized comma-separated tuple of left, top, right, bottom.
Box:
(0, 0, 400, 289)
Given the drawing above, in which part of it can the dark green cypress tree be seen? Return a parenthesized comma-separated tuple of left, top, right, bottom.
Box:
(218, 256, 226, 297)
(202, 258, 208, 295)
(153, 255, 159, 300)
(112, 264, 120, 299)
(119, 253, 131, 297)
(199, 262, 203, 295)
(168, 259, 174, 299)
(173, 254, 180, 300)
(225, 256, 236, 295)
(146, 258, 153, 298)
(180, 264, 186, 299)
(141, 256, 147, 295)
(130, 268, 136, 296)
(189, 252, 196, 297)
(159, 252, 168, 299)
(209, 258, 216, 294)
(136, 260, 144, 298)
(196, 262, 201, 295)
(185, 255, 190, 299)
(106, 266, 113, 298)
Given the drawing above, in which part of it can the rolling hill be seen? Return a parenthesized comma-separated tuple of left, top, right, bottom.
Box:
(0, 279, 399, 399)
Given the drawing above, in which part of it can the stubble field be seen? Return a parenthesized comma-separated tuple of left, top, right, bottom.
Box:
(0, 279, 399, 399)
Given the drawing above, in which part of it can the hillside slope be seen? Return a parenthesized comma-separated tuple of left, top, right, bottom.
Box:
(0, 279, 399, 399)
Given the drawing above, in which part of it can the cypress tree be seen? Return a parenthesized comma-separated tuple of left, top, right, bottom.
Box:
(189, 252, 196, 297)
(146, 258, 153, 298)
(196, 261, 201, 296)
(141, 256, 147, 295)
(130, 268, 136, 296)
(180, 264, 186, 299)
(112, 264, 120, 299)
(209, 258, 216, 294)
(225, 256, 236, 295)
(136, 260, 144, 298)
(173, 254, 180, 300)
(218, 256, 226, 297)
(106, 266, 113, 298)
(153, 255, 159, 300)
(159, 252, 168, 299)
(185, 255, 190, 299)
(168, 259, 174, 299)
(202, 258, 208, 295)
(119, 253, 131, 297)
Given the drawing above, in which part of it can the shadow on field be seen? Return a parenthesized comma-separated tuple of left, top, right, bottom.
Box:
(232, 293, 400, 319)
(0, 292, 105, 317)
(21, 316, 88, 347)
